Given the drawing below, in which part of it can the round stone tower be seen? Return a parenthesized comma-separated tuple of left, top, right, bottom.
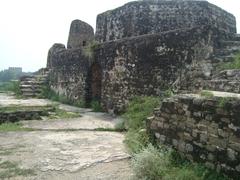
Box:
(67, 19, 94, 49)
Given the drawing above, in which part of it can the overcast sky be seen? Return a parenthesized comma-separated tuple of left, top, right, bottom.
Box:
(0, 0, 239, 72)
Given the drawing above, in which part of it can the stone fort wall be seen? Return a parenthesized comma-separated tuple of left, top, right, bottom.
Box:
(95, 26, 223, 112)
(95, 0, 236, 42)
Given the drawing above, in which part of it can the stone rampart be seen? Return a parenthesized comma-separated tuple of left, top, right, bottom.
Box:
(94, 26, 220, 112)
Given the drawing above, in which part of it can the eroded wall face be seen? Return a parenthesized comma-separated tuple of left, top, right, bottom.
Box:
(149, 94, 240, 178)
(48, 47, 90, 102)
(95, 26, 219, 113)
(95, 1, 236, 42)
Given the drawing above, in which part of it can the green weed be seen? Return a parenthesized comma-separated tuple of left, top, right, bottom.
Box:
(123, 96, 161, 130)
(132, 144, 229, 180)
(200, 91, 214, 98)
(91, 100, 103, 112)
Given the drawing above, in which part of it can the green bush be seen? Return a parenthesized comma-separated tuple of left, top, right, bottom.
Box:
(200, 91, 214, 98)
(124, 129, 150, 154)
(132, 144, 171, 180)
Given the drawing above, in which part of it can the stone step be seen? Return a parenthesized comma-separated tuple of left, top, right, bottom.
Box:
(20, 84, 32, 88)
(233, 34, 240, 41)
(220, 41, 240, 47)
(20, 81, 45, 85)
(21, 78, 35, 82)
(22, 93, 35, 97)
(212, 69, 240, 81)
(21, 90, 35, 94)
(20, 70, 49, 98)
(201, 90, 240, 98)
(21, 86, 41, 90)
(212, 55, 235, 63)
(21, 88, 41, 93)
(203, 80, 240, 94)
(214, 48, 240, 56)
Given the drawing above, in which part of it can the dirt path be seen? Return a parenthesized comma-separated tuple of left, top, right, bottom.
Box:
(0, 93, 133, 180)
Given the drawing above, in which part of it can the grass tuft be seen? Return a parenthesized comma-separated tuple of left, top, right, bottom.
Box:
(200, 91, 214, 98)
(38, 85, 86, 108)
(123, 96, 161, 130)
(0, 122, 33, 132)
(0, 161, 35, 179)
(0, 81, 22, 98)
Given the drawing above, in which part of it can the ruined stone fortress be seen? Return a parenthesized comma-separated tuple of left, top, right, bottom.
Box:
(47, 0, 239, 113)
(45, 0, 240, 177)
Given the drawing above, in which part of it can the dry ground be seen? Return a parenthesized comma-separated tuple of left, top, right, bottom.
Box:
(0, 93, 133, 180)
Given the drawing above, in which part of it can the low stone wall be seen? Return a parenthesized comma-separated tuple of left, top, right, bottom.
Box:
(0, 110, 48, 124)
(204, 70, 240, 93)
(149, 94, 240, 178)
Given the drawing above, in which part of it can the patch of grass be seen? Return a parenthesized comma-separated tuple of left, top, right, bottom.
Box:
(200, 91, 214, 98)
(0, 161, 35, 179)
(91, 100, 103, 112)
(124, 129, 151, 154)
(218, 52, 240, 70)
(122, 96, 161, 153)
(123, 96, 161, 130)
(121, 93, 177, 153)
(48, 108, 80, 119)
(39, 85, 86, 108)
(0, 81, 21, 98)
(132, 144, 229, 180)
(164, 88, 174, 98)
(0, 105, 54, 113)
(0, 122, 33, 132)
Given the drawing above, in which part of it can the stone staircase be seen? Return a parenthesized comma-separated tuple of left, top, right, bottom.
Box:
(203, 34, 240, 93)
(20, 69, 49, 98)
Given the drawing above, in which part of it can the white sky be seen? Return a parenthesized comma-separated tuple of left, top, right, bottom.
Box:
(0, 0, 239, 72)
